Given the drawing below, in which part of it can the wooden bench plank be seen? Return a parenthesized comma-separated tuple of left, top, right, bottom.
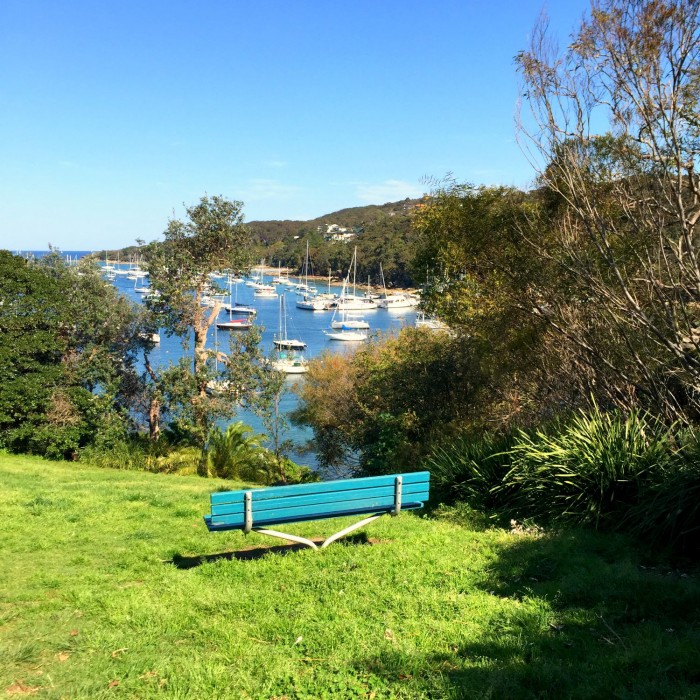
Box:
(209, 482, 429, 517)
(209, 493, 427, 529)
(209, 471, 430, 506)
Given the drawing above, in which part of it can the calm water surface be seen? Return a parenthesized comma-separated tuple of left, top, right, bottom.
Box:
(109, 268, 418, 470)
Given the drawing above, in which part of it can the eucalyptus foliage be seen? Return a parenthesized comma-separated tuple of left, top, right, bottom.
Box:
(0, 251, 140, 458)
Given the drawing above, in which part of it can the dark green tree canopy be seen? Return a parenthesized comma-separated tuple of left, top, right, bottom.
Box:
(0, 251, 140, 458)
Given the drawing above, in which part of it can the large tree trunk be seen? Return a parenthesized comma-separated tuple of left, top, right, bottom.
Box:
(144, 355, 162, 441)
(149, 397, 161, 441)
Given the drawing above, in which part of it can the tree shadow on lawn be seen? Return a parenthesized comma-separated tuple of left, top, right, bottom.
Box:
(351, 529, 700, 698)
(169, 532, 376, 568)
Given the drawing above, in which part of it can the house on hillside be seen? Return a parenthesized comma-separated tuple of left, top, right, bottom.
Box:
(322, 223, 358, 242)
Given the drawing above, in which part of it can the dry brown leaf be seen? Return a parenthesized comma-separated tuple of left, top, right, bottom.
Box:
(5, 682, 39, 696)
(56, 652, 70, 662)
(69, 629, 79, 637)
(111, 648, 127, 658)
(108, 680, 119, 689)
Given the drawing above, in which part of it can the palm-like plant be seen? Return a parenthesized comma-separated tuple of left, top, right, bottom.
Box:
(203, 422, 269, 483)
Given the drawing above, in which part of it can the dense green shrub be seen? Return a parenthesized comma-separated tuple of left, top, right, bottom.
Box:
(425, 431, 515, 509)
(203, 422, 317, 485)
(500, 407, 673, 529)
(0, 251, 140, 459)
(624, 428, 700, 555)
(80, 435, 168, 472)
(425, 408, 700, 555)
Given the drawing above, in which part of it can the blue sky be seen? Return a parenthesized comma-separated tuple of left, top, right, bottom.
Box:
(0, 0, 588, 251)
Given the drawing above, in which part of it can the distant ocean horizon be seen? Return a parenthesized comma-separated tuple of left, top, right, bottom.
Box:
(12, 250, 94, 260)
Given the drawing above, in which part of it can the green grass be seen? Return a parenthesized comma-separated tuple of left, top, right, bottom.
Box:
(1, 454, 699, 699)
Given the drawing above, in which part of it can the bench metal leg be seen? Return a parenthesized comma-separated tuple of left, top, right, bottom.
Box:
(320, 514, 383, 548)
(252, 528, 319, 550)
(252, 513, 385, 551)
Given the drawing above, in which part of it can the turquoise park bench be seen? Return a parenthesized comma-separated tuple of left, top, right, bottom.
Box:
(204, 471, 430, 550)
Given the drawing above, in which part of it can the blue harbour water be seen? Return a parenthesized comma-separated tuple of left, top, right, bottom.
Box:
(15, 251, 418, 469)
(109, 265, 418, 470)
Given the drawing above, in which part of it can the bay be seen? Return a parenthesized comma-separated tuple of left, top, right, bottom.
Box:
(109, 267, 418, 470)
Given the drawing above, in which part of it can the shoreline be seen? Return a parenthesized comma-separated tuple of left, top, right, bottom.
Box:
(255, 267, 420, 296)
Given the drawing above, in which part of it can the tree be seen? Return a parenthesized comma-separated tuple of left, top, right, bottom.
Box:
(292, 329, 487, 475)
(516, 0, 700, 421)
(0, 251, 140, 458)
(143, 196, 255, 446)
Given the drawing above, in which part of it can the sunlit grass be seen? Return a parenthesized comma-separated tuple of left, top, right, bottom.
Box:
(1, 453, 699, 698)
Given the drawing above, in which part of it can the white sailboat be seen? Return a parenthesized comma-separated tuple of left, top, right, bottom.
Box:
(415, 311, 449, 331)
(252, 262, 278, 298)
(272, 295, 309, 373)
(334, 247, 378, 311)
(297, 293, 332, 310)
(294, 241, 323, 308)
(273, 295, 307, 350)
(324, 277, 368, 341)
(207, 323, 231, 394)
(223, 274, 257, 316)
(330, 313, 369, 330)
(377, 264, 419, 309)
(133, 273, 150, 295)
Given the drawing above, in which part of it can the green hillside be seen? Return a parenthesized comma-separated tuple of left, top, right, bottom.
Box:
(2, 454, 699, 698)
(92, 198, 425, 288)
(245, 198, 423, 245)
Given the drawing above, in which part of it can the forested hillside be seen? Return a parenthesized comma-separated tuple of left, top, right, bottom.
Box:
(100, 198, 425, 289)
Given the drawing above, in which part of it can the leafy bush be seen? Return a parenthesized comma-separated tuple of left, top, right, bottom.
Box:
(499, 407, 673, 529)
(424, 431, 515, 509)
(624, 428, 700, 555)
(203, 422, 318, 485)
(202, 422, 268, 482)
(80, 436, 162, 471)
(425, 408, 700, 555)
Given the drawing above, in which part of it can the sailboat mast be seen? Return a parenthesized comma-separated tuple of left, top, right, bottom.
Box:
(352, 247, 357, 297)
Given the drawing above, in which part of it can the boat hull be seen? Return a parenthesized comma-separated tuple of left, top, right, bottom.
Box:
(330, 319, 369, 329)
(272, 359, 309, 374)
(324, 330, 368, 341)
(217, 320, 252, 330)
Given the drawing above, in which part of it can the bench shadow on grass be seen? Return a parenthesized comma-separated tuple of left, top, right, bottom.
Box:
(351, 529, 700, 698)
(169, 532, 374, 569)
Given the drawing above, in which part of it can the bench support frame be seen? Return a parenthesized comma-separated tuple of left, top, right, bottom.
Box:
(253, 513, 384, 550)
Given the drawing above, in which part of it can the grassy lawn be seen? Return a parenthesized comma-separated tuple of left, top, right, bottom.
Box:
(1, 454, 699, 699)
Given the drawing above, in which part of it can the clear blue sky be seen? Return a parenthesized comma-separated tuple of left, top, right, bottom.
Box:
(0, 0, 588, 251)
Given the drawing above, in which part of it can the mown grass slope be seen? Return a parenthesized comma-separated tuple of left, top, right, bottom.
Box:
(1, 454, 699, 699)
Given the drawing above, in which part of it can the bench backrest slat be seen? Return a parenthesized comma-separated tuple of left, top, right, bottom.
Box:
(210, 496, 426, 530)
(210, 481, 428, 517)
(206, 471, 429, 530)
(209, 471, 429, 506)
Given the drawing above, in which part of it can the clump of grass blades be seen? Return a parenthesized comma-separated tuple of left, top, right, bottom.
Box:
(80, 438, 153, 471)
(623, 428, 700, 555)
(80, 437, 200, 474)
(425, 431, 515, 510)
(499, 406, 674, 530)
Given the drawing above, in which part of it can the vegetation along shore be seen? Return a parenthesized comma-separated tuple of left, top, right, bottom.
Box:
(2, 2, 700, 697)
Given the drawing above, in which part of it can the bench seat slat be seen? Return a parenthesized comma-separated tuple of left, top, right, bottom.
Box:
(209, 471, 430, 506)
(210, 482, 429, 517)
(205, 501, 425, 532)
(209, 492, 426, 529)
(203, 471, 430, 536)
